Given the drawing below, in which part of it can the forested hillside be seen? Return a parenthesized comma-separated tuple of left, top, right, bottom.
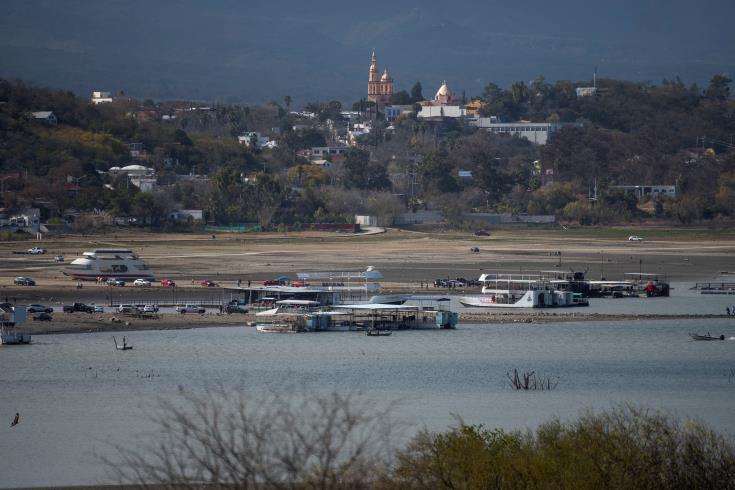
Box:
(1, 75, 733, 230)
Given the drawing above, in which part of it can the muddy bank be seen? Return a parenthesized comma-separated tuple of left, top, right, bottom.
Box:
(459, 312, 732, 324)
(20, 312, 255, 335)
(18, 311, 730, 336)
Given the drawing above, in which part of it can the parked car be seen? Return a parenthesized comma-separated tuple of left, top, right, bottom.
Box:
(474, 230, 490, 236)
(27, 247, 46, 254)
(33, 312, 52, 321)
(160, 279, 176, 287)
(117, 304, 141, 314)
(90, 304, 104, 313)
(54, 255, 64, 262)
(263, 279, 287, 286)
(133, 278, 151, 287)
(63, 303, 94, 313)
(27, 304, 53, 313)
(200, 280, 218, 287)
(143, 304, 159, 313)
(106, 277, 126, 287)
(225, 304, 249, 314)
(14, 276, 35, 286)
(628, 235, 644, 241)
(176, 304, 205, 314)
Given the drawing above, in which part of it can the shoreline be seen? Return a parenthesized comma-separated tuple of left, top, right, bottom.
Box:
(17, 312, 733, 336)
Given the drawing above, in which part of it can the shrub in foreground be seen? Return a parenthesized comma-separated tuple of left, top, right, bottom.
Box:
(108, 392, 735, 489)
(393, 405, 735, 490)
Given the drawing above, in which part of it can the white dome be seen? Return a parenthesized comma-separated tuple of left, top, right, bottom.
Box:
(435, 80, 452, 98)
(121, 164, 148, 171)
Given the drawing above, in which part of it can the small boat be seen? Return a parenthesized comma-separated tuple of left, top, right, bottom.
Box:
(365, 329, 392, 336)
(1, 330, 32, 345)
(689, 333, 725, 341)
(112, 336, 134, 350)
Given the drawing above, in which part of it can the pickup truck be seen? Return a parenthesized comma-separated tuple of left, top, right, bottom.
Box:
(63, 302, 95, 313)
(176, 304, 205, 314)
(28, 247, 47, 254)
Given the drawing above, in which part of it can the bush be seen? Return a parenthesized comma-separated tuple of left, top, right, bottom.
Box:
(393, 405, 735, 490)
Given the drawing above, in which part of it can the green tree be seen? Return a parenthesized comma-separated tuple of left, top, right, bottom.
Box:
(410, 82, 424, 102)
(389, 90, 413, 105)
(706, 74, 732, 100)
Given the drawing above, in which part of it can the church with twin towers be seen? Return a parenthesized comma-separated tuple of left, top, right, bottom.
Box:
(367, 50, 394, 107)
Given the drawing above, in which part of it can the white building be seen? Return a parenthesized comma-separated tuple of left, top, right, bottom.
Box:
(347, 123, 372, 146)
(470, 119, 564, 145)
(612, 185, 677, 200)
(129, 176, 157, 192)
(308, 146, 350, 160)
(91, 91, 113, 104)
(109, 165, 157, 192)
(417, 105, 466, 119)
(576, 87, 597, 97)
(31, 111, 57, 125)
(237, 132, 274, 149)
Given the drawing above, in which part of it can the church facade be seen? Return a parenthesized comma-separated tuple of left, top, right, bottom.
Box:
(367, 50, 393, 107)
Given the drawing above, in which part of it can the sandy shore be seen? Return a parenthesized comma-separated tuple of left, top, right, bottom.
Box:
(3, 227, 735, 336)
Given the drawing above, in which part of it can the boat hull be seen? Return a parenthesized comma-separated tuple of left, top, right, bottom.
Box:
(689, 333, 725, 341)
(1, 333, 32, 345)
(459, 290, 584, 308)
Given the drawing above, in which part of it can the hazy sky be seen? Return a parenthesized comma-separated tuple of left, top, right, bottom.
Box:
(1, 0, 733, 105)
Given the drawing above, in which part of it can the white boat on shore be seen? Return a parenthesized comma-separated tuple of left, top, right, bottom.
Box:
(64, 248, 154, 281)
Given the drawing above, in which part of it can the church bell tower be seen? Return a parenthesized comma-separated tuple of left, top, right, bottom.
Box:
(367, 50, 393, 107)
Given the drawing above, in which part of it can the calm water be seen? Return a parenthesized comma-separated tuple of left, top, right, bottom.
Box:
(1, 290, 735, 487)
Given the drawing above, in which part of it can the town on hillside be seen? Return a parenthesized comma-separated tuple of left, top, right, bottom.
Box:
(1, 53, 734, 236)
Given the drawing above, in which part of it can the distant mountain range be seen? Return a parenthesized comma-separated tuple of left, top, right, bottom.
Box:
(1, 0, 733, 106)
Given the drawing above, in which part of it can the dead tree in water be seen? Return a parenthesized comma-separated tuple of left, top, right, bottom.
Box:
(506, 368, 558, 391)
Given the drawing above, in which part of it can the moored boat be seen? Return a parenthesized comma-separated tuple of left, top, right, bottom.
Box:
(459, 274, 585, 308)
(689, 333, 725, 341)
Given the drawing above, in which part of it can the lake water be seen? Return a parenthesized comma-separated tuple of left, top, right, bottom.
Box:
(1, 288, 735, 488)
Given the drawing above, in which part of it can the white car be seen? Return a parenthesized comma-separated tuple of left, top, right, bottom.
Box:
(628, 235, 644, 241)
(117, 304, 141, 314)
(133, 278, 151, 287)
(90, 304, 104, 313)
(143, 304, 159, 313)
(176, 304, 205, 314)
(28, 247, 46, 254)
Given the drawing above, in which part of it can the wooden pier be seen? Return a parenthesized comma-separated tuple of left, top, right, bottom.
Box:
(692, 282, 735, 295)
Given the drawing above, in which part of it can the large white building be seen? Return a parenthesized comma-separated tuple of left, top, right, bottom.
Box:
(91, 91, 113, 104)
(417, 106, 466, 119)
(470, 119, 564, 145)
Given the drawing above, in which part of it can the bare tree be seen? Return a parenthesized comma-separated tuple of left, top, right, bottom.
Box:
(103, 387, 397, 489)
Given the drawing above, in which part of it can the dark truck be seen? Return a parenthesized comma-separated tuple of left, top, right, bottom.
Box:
(63, 302, 95, 313)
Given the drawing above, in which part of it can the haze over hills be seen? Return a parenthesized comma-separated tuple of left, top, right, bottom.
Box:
(1, 0, 733, 106)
